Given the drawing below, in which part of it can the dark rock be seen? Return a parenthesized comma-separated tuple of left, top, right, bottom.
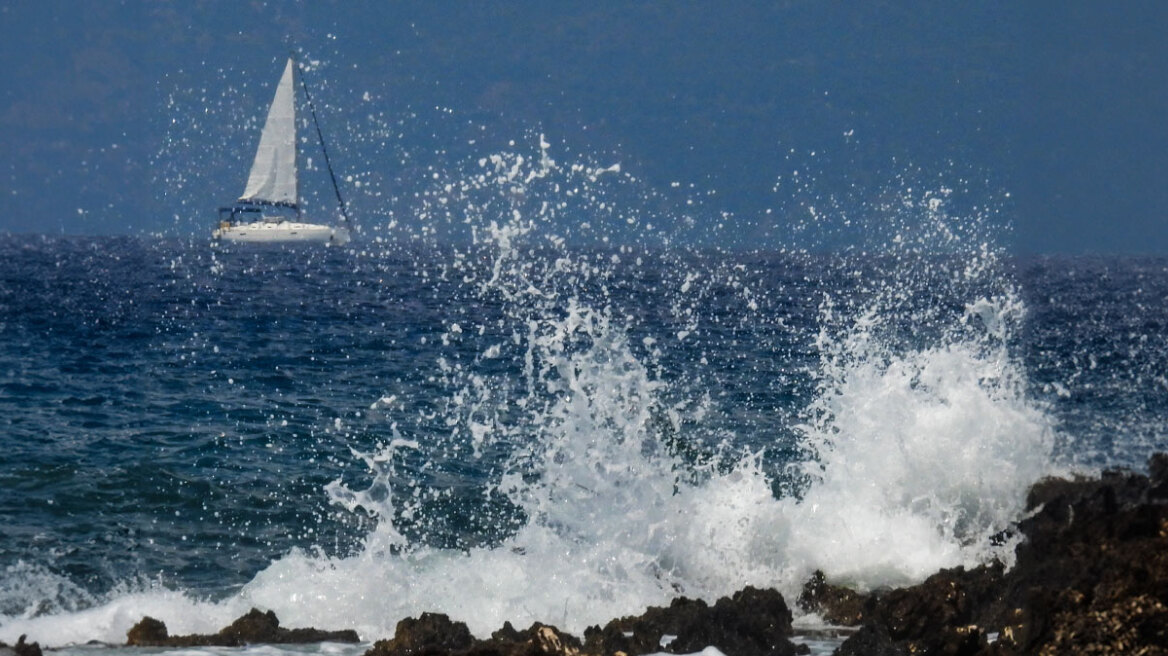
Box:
(492, 623, 582, 656)
(366, 613, 475, 656)
(829, 564, 1001, 656)
(12, 636, 42, 656)
(1149, 452, 1168, 499)
(489, 621, 524, 644)
(874, 565, 1002, 643)
(834, 624, 906, 656)
(584, 596, 711, 656)
(989, 458, 1168, 654)
(125, 608, 359, 647)
(365, 616, 582, 656)
(1042, 593, 1168, 654)
(687, 586, 796, 656)
(126, 616, 169, 645)
(583, 586, 798, 656)
(797, 570, 871, 625)
(933, 625, 987, 656)
(820, 452, 1168, 656)
(220, 608, 284, 643)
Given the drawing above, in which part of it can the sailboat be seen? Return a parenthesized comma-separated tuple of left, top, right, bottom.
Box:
(214, 57, 352, 244)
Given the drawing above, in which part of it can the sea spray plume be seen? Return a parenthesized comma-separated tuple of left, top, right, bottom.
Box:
(242, 135, 798, 637)
(190, 140, 1056, 638)
(443, 136, 745, 572)
(428, 133, 756, 475)
(324, 436, 418, 555)
(785, 182, 1056, 590)
(449, 137, 801, 601)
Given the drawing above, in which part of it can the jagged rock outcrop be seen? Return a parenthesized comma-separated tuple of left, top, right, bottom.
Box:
(125, 608, 360, 646)
(799, 453, 1168, 655)
(584, 586, 799, 656)
(365, 613, 476, 656)
(832, 624, 904, 656)
(797, 570, 871, 626)
(0, 636, 43, 656)
(364, 587, 801, 656)
(985, 454, 1168, 654)
(126, 616, 170, 645)
(364, 612, 583, 656)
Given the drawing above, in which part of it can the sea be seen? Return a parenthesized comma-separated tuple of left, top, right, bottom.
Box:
(1, 143, 1167, 655)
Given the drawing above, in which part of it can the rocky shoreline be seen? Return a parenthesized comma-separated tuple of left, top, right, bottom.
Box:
(10, 453, 1165, 656)
(803, 452, 1168, 655)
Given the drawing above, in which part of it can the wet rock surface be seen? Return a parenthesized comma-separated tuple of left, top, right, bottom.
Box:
(0, 636, 43, 656)
(831, 624, 904, 656)
(125, 608, 360, 646)
(799, 453, 1168, 655)
(366, 613, 476, 656)
(365, 612, 585, 656)
(797, 570, 871, 626)
(365, 587, 801, 656)
(583, 586, 799, 656)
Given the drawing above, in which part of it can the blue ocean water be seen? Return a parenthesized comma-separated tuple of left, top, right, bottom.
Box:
(1, 150, 1167, 649)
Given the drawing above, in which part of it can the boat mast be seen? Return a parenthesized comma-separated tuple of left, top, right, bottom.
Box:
(294, 55, 353, 227)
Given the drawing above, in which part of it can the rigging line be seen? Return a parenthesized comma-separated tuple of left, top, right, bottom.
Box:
(295, 57, 353, 226)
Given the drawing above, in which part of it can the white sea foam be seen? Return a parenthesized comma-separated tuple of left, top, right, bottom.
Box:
(0, 563, 242, 645)
(1, 138, 1056, 649)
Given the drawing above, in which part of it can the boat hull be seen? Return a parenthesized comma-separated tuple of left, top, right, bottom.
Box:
(213, 221, 350, 245)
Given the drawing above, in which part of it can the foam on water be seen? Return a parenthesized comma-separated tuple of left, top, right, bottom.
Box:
(0, 562, 241, 645)
(1, 138, 1057, 647)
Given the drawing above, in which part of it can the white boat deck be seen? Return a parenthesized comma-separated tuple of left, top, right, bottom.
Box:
(213, 220, 350, 244)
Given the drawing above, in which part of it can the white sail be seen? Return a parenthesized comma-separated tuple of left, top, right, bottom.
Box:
(239, 58, 298, 206)
(216, 55, 352, 245)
